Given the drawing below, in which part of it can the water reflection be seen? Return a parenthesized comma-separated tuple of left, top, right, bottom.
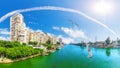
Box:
(1, 45, 120, 68)
(106, 48, 111, 56)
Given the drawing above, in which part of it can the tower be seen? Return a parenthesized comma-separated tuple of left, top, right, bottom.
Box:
(10, 13, 27, 43)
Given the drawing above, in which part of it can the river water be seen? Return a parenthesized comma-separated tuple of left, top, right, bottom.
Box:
(0, 44, 120, 68)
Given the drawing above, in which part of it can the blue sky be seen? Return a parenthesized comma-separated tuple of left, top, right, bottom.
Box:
(0, 0, 120, 43)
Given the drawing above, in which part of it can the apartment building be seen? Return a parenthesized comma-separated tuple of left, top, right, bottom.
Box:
(10, 13, 56, 44)
(10, 13, 27, 43)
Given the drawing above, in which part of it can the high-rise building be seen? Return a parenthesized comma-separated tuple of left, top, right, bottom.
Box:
(10, 13, 27, 43)
(10, 13, 56, 44)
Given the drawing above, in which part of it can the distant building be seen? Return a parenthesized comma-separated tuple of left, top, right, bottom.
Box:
(10, 13, 56, 44)
(30, 32, 49, 44)
(95, 41, 105, 46)
(49, 35, 57, 44)
(57, 38, 63, 45)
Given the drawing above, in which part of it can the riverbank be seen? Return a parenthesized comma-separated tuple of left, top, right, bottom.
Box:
(0, 46, 61, 64)
(73, 43, 120, 49)
(0, 54, 41, 64)
(0, 40, 62, 64)
(92, 44, 120, 49)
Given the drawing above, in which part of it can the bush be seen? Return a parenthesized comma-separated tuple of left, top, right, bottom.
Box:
(0, 40, 41, 59)
(28, 41, 38, 45)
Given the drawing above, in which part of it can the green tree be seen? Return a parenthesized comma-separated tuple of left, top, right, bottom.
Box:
(0, 40, 42, 59)
(0, 47, 6, 57)
(105, 37, 111, 45)
(46, 39, 51, 44)
(29, 41, 38, 46)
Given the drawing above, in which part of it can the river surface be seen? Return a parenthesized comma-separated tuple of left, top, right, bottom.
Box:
(0, 44, 120, 68)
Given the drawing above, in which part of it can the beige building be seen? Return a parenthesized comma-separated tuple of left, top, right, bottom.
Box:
(25, 28, 31, 43)
(49, 36, 57, 44)
(10, 13, 56, 44)
(10, 13, 27, 43)
(29, 32, 54, 44)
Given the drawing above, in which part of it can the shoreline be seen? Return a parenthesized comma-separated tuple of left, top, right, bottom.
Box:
(0, 48, 58, 64)
(74, 44, 120, 49)
(0, 54, 41, 64)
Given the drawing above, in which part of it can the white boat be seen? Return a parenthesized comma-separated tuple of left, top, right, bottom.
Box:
(86, 44, 92, 58)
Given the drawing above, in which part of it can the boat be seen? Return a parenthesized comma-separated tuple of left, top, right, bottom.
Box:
(86, 43, 92, 58)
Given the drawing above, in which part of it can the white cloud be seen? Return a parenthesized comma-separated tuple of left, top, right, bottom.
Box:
(57, 35, 74, 44)
(35, 30, 43, 33)
(0, 36, 10, 41)
(27, 28, 56, 38)
(27, 27, 44, 34)
(47, 33, 55, 37)
(52, 26, 60, 30)
(53, 26, 88, 43)
(61, 27, 85, 38)
(0, 28, 10, 35)
(28, 21, 38, 25)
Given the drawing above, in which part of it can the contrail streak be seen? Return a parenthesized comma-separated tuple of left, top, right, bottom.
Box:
(0, 6, 118, 37)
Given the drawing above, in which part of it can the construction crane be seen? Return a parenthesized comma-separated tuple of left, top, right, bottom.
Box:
(68, 19, 80, 28)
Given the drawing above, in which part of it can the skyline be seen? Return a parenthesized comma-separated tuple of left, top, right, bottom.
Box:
(0, 0, 120, 43)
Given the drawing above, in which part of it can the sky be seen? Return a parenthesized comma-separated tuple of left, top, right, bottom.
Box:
(0, 0, 120, 43)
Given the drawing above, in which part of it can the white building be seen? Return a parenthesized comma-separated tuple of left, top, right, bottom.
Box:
(10, 13, 56, 44)
(10, 13, 27, 43)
